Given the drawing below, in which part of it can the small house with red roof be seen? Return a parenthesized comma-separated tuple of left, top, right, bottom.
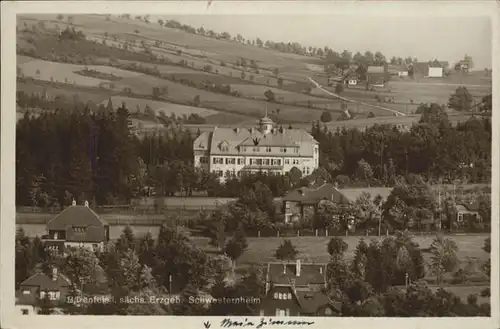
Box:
(260, 260, 340, 316)
(15, 268, 71, 314)
(42, 200, 109, 252)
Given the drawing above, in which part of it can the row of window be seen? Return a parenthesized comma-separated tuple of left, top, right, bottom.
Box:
(40, 290, 61, 301)
(210, 157, 306, 166)
(274, 292, 293, 300)
(240, 146, 299, 154)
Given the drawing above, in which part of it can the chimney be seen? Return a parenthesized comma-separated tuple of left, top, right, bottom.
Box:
(71, 199, 76, 206)
(84, 200, 89, 207)
(296, 259, 301, 277)
(52, 267, 58, 281)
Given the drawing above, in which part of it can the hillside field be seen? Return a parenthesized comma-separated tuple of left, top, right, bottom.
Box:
(16, 14, 492, 128)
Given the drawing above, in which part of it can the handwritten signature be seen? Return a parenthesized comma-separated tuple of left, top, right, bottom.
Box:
(216, 318, 315, 329)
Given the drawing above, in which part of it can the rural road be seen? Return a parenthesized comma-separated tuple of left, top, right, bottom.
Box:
(308, 77, 407, 117)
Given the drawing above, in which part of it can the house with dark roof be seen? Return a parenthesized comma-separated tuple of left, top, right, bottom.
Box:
(387, 64, 409, 77)
(366, 66, 387, 86)
(260, 260, 340, 316)
(456, 202, 482, 228)
(454, 60, 470, 72)
(16, 268, 71, 315)
(42, 200, 109, 252)
(411, 62, 430, 77)
(281, 183, 392, 224)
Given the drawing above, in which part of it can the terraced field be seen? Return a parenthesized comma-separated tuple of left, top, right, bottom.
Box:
(100, 96, 218, 117)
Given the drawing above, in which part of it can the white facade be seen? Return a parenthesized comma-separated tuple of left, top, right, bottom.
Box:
(428, 67, 443, 78)
(64, 241, 105, 252)
(16, 304, 37, 315)
(398, 71, 409, 77)
(193, 116, 319, 182)
(348, 79, 357, 85)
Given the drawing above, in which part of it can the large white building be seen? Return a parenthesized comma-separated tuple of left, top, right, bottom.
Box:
(193, 115, 319, 181)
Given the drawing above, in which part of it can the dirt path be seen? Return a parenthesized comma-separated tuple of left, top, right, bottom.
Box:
(308, 77, 407, 116)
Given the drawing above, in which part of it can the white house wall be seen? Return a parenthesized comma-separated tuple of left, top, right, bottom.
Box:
(428, 67, 443, 78)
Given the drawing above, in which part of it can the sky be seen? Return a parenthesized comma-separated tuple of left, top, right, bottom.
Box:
(160, 15, 492, 69)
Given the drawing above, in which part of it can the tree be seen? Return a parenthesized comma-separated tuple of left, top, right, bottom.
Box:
(418, 103, 450, 126)
(115, 226, 136, 253)
(355, 159, 374, 185)
(277, 77, 284, 89)
(154, 224, 210, 291)
(223, 229, 248, 269)
(264, 89, 276, 102)
(351, 239, 368, 279)
(137, 232, 156, 267)
(327, 236, 348, 257)
(395, 245, 412, 274)
(274, 239, 299, 262)
(314, 200, 339, 229)
(354, 192, 381, 233)
(335, 83, 344, 94)
(320, 110, 332, 123)
(63, 247, 100, 289)
(383, 182, 437, 230)
(448, 86, 473, 112)
(119, 249, 141, 291)
(429, 234, 459, 285)
(201, 209, 227, 250)
(482, 237, 490, 277)
(193, 95, 201, 107)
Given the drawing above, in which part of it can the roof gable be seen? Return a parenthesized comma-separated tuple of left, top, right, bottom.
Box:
(20, 272, 71, 291)
(367, 66, 385, 74)
(267, 262, 327, 286)
(47, 205, 107, 230)
(282, 184, 350, 204)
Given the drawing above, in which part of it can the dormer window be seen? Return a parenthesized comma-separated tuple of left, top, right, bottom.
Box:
(219, 141, 229, 152)
(73, 227, 86, 233)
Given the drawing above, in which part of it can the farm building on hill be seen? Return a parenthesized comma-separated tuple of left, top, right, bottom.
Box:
(411, 62, 430, 76)
(344, 72, 359, 85)
(428, 67, 443, 78)
(454, 60, 470, 73)
(366, 66, 387, 86)
(387, 64, 409, 77)
(193, 115, 319, 182)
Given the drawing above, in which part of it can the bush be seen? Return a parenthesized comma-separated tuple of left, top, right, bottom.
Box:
(480, 287, 490, 297)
